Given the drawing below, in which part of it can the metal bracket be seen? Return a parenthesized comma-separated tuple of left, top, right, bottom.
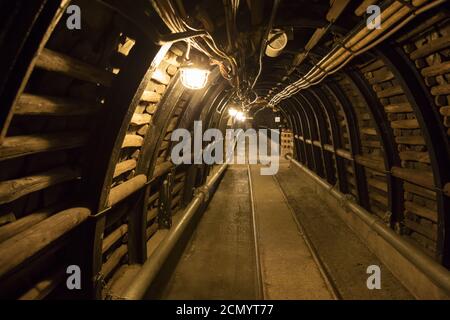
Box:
(157, 172, 174, 229)
(194, 185, 210, 203)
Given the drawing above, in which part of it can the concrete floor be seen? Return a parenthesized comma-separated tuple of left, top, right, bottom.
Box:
(276, 162, 413, 299)
(250, 164, 333, 299)
(155, 163, 335, 300)
(147, 160, 413, 300)
(156, 165, 258, 299)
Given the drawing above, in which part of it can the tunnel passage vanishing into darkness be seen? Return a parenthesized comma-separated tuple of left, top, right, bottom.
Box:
(0, 0, 449, 300)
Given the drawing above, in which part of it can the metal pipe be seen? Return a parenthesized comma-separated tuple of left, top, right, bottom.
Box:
(119, 163, 228, 300)
(270, 0, 446, 106)
(287, 155, 450, 296)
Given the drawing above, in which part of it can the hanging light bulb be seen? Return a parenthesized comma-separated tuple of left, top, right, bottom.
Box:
(180, 67, 210, 90)
(180, 42, 210, 90)
(228, 108, 238, 117)
(235, 111, 246, 121)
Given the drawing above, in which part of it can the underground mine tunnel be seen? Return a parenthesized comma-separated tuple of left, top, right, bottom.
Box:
(0, 0, 450, 302)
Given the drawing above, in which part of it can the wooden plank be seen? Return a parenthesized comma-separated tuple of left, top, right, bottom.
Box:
(396, 12, 448, 43)
(384, 103, 412, 113)
(367, 67, 394, 84)
(18, 268, 65, 300)
(410, 35, 450, 60)
(15, 94, 99, 116)
(399, 151, 430, 163)
(35, 48, 114, 86)
(404, 219, 437, 242)
(148, 191, 160, 205)
(0, 207, 90, 277)
(440, 106, 450, 117)
(147, 208, 158, 224)
(361, 140, 381, 148)
(405, 201, 437, 222)
(113, 159, 137, 178)
(395, 135, 425, 145)
(421, 61, 450, 77)
(390, 119, 419, 129)
(0, 166, 81, 205)
(130, 113, 151, 126)
(431, 84, 450, 96)
(368, 178, 388, 192)
(0, 132, 88, 161)
(355, 154, 386, 172)
(172, 181, 184, 195)
(336, 148, 353, 160)
(151, 69, 171, 85)
(323, 144, 334, 152)
(404, 182, 436, 200)
(360, 59, 384, 74)
(361, 127, 377, 135)
(102, 224, 128, 254)
(0, 202, 67, 243)
(146, 223, 158, 240)
(100, 245, 127, 278)
(122, 135, 144, 148)
(152, 161, 173, 179)
(391, 167, 434, 189)
(369, 192, 388, 206)
(107, 175, 147, 207)
(376, 85, 403, 99)
(141, 90, 161, 103)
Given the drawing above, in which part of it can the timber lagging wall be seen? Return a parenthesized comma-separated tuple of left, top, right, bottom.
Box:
(0, 0, 230, 299)
(284, 10, 450, 268)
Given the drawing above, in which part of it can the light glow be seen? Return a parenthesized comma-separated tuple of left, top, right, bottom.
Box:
(180, 67, 210, 90)
(228, 108, 238, 117)
(235, 111, 246, 122)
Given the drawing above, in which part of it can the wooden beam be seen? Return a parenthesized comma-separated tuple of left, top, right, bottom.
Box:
(102, 224, 128, 254)
(35, 48, 114, 86)
(399, 151, 430, 163)
(0, 166, 81, 205)
(130, 113, 151, 126)
(100, 245, 127, 279)
(390, 119, 419, 129)
(15, 94, 100, 116)
(0, 202, 67, 243)
(0, 207, 90, 277)
(410, 35, 450, 60)
(405, 201, 437, 223)
(384, 103, 413, 113)
(107, 174, 147, 207)
(113, 159, 137, 178)
(391, 167, 434, 190)
(355, 155, 386, 172)
(395, 135, 425, 145)
(122, 135, 144, 148)
(0, 132, 88, 160)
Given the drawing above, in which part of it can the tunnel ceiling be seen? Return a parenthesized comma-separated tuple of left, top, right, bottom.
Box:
(0, 0, 449, 300)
